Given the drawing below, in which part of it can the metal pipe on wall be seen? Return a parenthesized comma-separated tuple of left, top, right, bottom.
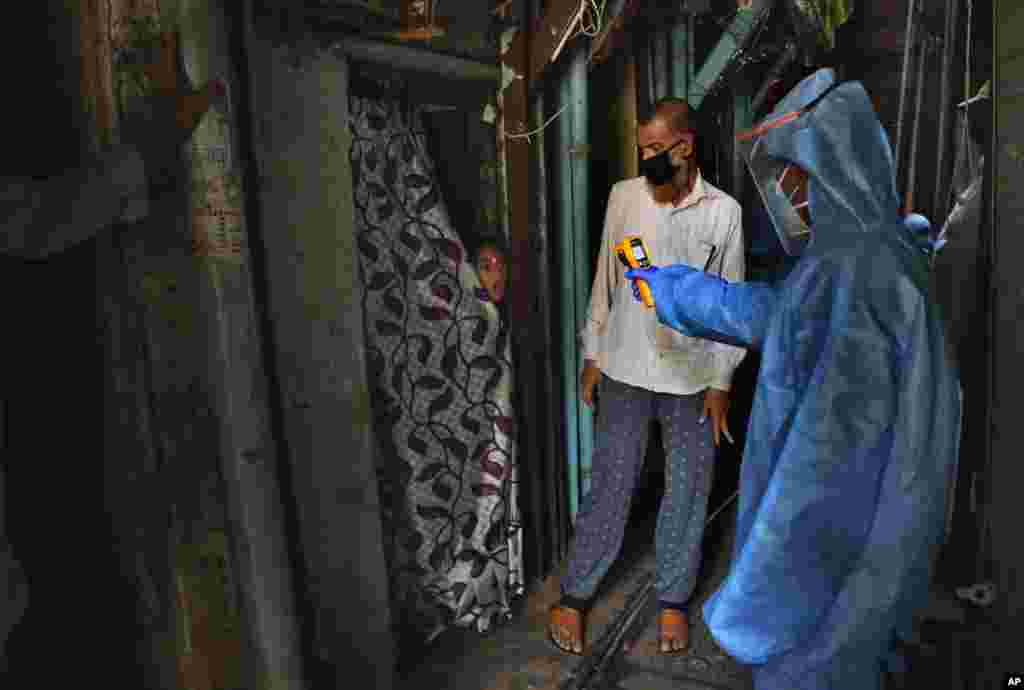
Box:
(686, 2, 765, 111)
(561, 61, 577, 524)
(569, 43, 594, 501)
(934, 0, 961, 220)
(557, 62, 581, 522)
(529, 0, 568, 568)
(557, 40, 594, 522)
(531, 78, 565, 567)
(905, 32, 928, 213)
(895, 0, 917, 180)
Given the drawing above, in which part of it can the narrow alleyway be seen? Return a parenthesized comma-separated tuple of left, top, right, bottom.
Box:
(401, 476, 752, 690)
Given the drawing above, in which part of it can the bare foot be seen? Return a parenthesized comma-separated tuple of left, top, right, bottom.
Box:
(658, 609, 689, 654)
(548, 605, 585, 655)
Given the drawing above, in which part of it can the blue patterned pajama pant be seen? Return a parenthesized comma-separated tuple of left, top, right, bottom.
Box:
(562, 375, 716, 607)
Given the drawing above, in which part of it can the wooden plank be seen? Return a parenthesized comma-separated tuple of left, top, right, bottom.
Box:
(501, 28, 533, 329)
(78, 0, 116, 150)
(502, 11, 551, 578)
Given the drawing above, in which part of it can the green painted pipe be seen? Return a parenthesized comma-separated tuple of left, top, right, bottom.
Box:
(569, 43, 594, 502)
(558, 57, 582, 522)
(687, 6, 759, 110)
(558, 41, 595, 523)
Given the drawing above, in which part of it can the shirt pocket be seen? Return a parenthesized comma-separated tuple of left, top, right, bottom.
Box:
(695, 239, 719, 274)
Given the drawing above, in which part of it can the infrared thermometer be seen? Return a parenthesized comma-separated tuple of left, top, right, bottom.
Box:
(615, 235, 655, 308)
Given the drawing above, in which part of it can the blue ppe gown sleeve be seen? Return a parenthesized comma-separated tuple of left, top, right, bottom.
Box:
(702, 257, 903, 665)
(626, 264, 779, 350)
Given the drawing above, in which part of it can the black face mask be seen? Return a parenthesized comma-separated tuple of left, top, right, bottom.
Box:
(639, 137, 687, 186)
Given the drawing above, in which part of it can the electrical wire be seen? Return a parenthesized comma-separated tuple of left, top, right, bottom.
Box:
(553, 0, 608, 62)
(505, 0, 608, 143)
(505, 104, 569, 142)
(573, 0, 608, 39)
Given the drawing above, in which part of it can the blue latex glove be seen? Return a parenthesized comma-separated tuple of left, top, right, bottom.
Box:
(626, 264, 778, 350)
(624, 264, 696, 304)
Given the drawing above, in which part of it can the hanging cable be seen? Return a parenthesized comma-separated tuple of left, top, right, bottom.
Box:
(512, 0, 608, 143)
(574, 0, 607, 38)
(551, 0, 607, 63)
(505, 103, 570, 142)
(905, 30, 928, 214)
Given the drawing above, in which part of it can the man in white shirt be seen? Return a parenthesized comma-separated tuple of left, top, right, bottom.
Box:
(549, 97, 746, 656)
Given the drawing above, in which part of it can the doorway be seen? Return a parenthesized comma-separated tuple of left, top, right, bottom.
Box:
(1, 239, 148, 685)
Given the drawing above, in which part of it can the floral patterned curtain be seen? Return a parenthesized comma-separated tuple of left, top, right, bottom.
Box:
(350, 91, 523, 648)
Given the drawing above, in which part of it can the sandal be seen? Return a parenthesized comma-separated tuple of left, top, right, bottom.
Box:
(548, 605, 585, 656)
(658, 608, 689, 655)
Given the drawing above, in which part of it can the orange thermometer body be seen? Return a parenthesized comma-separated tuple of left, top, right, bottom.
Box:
(615, 236, 655, 308)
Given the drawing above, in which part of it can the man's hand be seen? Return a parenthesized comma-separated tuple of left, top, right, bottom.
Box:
(581, 360, 601, 408)
(702, 388, 732, 447)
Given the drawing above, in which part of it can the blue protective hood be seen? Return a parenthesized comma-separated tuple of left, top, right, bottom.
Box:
(759, 69, 903, 249)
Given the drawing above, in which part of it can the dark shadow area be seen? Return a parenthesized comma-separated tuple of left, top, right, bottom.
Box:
(1, 240, 147, 685)
(0, 3, 145, 683)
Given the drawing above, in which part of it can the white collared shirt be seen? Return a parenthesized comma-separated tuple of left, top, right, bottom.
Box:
(580, 173, 747, 394)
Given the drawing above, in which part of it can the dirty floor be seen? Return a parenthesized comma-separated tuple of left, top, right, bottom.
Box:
(400, 489, 752, 690)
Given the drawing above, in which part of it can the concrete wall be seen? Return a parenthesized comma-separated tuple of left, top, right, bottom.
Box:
(238, 5, 396, 688)
(49, 0, 310, 687)
(990, 0, 1022, 624)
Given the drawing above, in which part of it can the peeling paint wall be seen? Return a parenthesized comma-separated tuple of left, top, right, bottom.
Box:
(241, 6, 397, 688)
(70, 1, 307, 688)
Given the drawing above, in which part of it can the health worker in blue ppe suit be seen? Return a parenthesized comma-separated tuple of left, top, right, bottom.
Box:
(625, 68, 961, 690)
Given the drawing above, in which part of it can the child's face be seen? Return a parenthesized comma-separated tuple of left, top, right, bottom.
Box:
(477, 246, 506, 304)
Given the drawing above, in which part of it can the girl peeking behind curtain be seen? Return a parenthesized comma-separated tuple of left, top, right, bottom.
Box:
(472, 238, 507, 309)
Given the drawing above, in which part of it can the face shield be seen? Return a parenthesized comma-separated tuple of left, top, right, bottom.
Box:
(736, 80, 843, 256)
